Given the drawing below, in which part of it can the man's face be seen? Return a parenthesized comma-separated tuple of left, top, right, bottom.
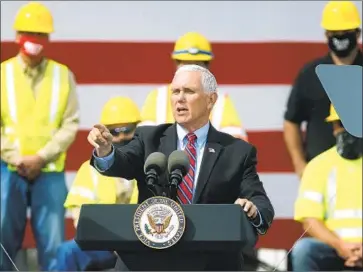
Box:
(325, 29, 361, 58)
(16, 31, 49, 65)
(106, 123, 137, 143)
(170, 70, 216, 127)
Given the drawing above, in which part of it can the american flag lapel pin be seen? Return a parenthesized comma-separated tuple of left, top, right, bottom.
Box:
(208, 148, 215, 153)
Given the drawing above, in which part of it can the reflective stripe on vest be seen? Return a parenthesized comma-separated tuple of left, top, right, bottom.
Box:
(68, 186, 96, 200)
(301, 191, 324, 203)
(156, 86, 168, 124)
(333, 209, 362, 219)
(335, 228, 362, 239)
(326, 168, 337, 218)
(211, 93, 225, 130)
(68, 167, 99, 201)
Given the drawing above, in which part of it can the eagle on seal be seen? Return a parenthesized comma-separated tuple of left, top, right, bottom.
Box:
(147, 214, 173, 234)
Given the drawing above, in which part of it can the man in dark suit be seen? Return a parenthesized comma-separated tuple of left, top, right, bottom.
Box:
(87, 64, 275, 270)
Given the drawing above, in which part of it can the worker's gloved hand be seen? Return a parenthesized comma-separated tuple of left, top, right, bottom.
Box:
(88, 124, 113, 157)
(16, 155, 45, 181)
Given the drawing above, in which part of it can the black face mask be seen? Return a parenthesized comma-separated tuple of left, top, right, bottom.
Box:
(328, 31, 357, 58)
(113, 139, 132, 149)
(336, 131, 362, 160)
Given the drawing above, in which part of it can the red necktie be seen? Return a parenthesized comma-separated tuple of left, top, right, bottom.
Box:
(177, 133, 197, 204)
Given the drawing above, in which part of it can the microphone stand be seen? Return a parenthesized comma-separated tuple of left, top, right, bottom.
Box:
(145, 169, 159, 196)
(168, 169, 183, 201)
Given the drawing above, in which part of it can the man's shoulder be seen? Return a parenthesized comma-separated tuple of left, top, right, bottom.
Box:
(306, 146, 337, 169)
(135, 123, 174, 137)
(1, 56, 17, 67)
(297, 54, 332, 78)
(47, 58, 71, 71)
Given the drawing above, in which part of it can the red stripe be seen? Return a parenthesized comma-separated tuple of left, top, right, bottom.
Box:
(177, 187, 190, 204)
(21, 218, 304, 250)
(180, 181, 193, 199)
(1, 41, 328, 85)
(184, 174, 194, 189)
(66, 130, 293, 173)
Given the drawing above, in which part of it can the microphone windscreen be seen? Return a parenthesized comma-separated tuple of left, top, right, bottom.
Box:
(167, 150, 190, 176)
(144, 152, 167, 175)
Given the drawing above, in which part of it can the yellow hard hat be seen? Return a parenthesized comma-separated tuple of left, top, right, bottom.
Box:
(100, 97, 141, 125)
(321, 1, 361, 31)
(171, 32, 214, 62)
(326, 104, 340, 122)
(13, 2, 54, 34)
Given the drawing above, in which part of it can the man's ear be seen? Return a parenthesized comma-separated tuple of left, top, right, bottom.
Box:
(208, 92, 218, 110)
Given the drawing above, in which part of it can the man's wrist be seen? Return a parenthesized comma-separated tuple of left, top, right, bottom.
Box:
(96, 145, 113, 158)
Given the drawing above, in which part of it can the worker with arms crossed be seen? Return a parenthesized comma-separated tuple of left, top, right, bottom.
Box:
(292, 104, 362, 271)
(56, 97, 139, 271)
(0, 2, 80, 271)
(139, 32, 248, 141)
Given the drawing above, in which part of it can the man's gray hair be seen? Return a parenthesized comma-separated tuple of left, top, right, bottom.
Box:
(174, 64, 218, 93)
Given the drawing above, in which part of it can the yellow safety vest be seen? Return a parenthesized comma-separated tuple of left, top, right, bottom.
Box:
(139, 85, 248, 140)
(64, 160, 139, 208)
(294, 147, 362, 243)
(1, 57, 70, 172)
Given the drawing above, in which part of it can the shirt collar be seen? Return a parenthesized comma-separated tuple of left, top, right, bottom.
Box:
(16, 54, 47, 78)
(176, 122, 210, 146)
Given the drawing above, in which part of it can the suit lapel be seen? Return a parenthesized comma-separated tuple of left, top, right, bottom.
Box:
(159, 124, 177, 165)
(193, 126, 223, 203)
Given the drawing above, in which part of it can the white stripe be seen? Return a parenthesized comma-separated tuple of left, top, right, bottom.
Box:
(68, 186, 96, 200)
(334, 209, 362, 220)
(90, 167, 99, 191)
(211, 93, 225, 130)
(335, 228, 362, 239)
(5, 63, 17, 123)
(2, 2, 361, 41)
(156, 86, 168, 124)
(75, 84, 292, 131)
(4, 127, 14, 134)
(49, 64, 61, 123)
(302, 191, 323, 203)
(326, 168, 337, 218)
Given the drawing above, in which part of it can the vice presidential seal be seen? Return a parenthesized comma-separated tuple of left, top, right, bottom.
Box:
(133, 196, 186, 249)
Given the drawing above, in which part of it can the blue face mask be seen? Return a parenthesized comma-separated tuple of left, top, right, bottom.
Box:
(336, 131, 362, 160)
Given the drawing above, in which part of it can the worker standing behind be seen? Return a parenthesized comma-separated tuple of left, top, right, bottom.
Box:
(283, 1, 362, 178)
(56, 97, 139, 271)
(0, 2, 80, 271)
(292, 104, 362, 271)
(139, 32, 248, 141)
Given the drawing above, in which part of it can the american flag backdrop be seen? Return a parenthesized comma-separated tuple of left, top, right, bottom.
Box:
(1, 1, 362, 250)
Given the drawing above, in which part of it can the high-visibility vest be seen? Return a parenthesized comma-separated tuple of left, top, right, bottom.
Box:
(294, 147, 362, 243)
(139, 85, 248, 140)
(1, 57, 70, 172)
(64, 160, 139, 209)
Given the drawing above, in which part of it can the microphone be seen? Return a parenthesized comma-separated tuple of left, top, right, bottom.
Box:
(144, 152, 167, 195)
(167, 150, 190, 200)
